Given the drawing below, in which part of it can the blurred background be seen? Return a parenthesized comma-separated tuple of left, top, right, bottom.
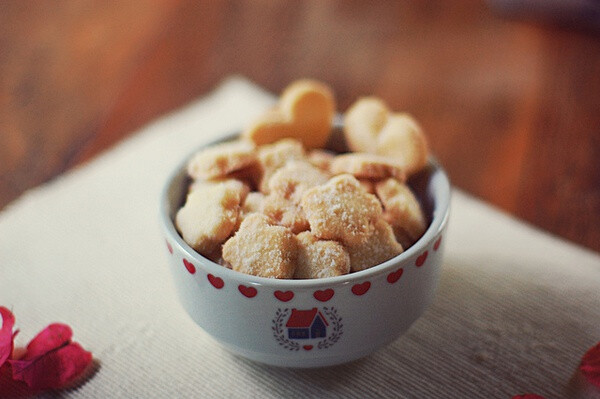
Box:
(1, 0, 599, 252)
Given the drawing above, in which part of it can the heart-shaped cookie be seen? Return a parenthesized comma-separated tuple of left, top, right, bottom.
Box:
(376, 114, 428, 176)
(343, 96, 389, 153)
(243, 80, 335, 149)
(344, 97, 428, 176)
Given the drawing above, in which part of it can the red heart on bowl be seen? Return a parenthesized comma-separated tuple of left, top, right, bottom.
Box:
(314, 289, 334, 302)
(434, 235, 442, 251)
(303, 345, 313, 351)
(387, 268, 404, 284)
(351, 282, 371, 296)
(182, 259, 196, 274)
(207, 274, 224, 289)
(274, 290, 294, 302)
(416, 251, 428, 267)
(238, 285, 257, 298)
(166, 240, 173, 254)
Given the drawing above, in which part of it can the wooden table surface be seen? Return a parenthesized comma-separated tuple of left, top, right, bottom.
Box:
(1, 1, 599, 252)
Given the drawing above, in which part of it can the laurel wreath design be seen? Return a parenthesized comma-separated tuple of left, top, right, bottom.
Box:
(272, 307, 343, 350)
(272, 308, 300, 351)
(317, 307, 343, 349)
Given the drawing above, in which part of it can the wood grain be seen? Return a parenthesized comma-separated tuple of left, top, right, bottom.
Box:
(1, 0, 599, 252)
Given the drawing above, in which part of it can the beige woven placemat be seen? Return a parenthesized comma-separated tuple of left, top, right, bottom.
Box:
(1, 78, 599, 398)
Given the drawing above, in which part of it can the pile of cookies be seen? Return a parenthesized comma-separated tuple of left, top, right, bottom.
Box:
(175, 80, 429, 279)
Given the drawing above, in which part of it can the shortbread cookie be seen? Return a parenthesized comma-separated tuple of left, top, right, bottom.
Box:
(294, 231, 350, 279)
(343, 97, 389, 153)
(375, 114, 428, 176)
(256, 139, 306, 193)
(344, 98, 428, 176)
(224, 164, 263, 191)
(375, 178, 427, 247)
(175, 80, 434, 280)
(267, 160, 330, 202)
(175, 182, 242, 254)
(242, 80, 335, 149)
(330, 153, 406, 181)
(189, 177, 250, 200)
(301, 174, 383, 245)
(261, 160, 327, 233)
(307, 149, 335, 170)
(236, 191, 265, 230)
(383, 212, 413, 249)
(222, 213, 297, 278)
(346, 218, 403, 272)
(358, 179, 376, 194)
(262, 194, 310, 234)
(241, 191, 265, 215)
(187, 140, 257, 180)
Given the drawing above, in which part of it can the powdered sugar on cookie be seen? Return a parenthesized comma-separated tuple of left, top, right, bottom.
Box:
(256, 139, 306, 193)
(222, 213, 297, 278)
(175, 80, 432, 279)
(294, 231, 350, 279)
(176, 182, 242, 254)
(268, 160, 330, 201)
(330, 153, 406, 181)
(187, 139, 256, 180)
(301, 174, 383, 246)
(375, 178, 427, 248)
(346, 218, 403, 272)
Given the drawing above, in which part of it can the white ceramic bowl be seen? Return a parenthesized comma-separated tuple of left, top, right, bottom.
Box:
(160, 129, 451, 368)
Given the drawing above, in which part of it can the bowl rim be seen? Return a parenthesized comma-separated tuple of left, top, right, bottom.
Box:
(160, 132, 451, 289)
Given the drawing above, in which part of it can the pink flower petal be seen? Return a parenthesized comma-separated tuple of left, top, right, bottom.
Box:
(9, 342, 92, 390)
(0, 306, 16, 367)
(580, 341, 600, 388)
(22, 323, 72, 360)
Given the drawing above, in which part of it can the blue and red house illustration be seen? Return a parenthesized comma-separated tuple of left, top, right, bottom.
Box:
(285, 308, 328, 339)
